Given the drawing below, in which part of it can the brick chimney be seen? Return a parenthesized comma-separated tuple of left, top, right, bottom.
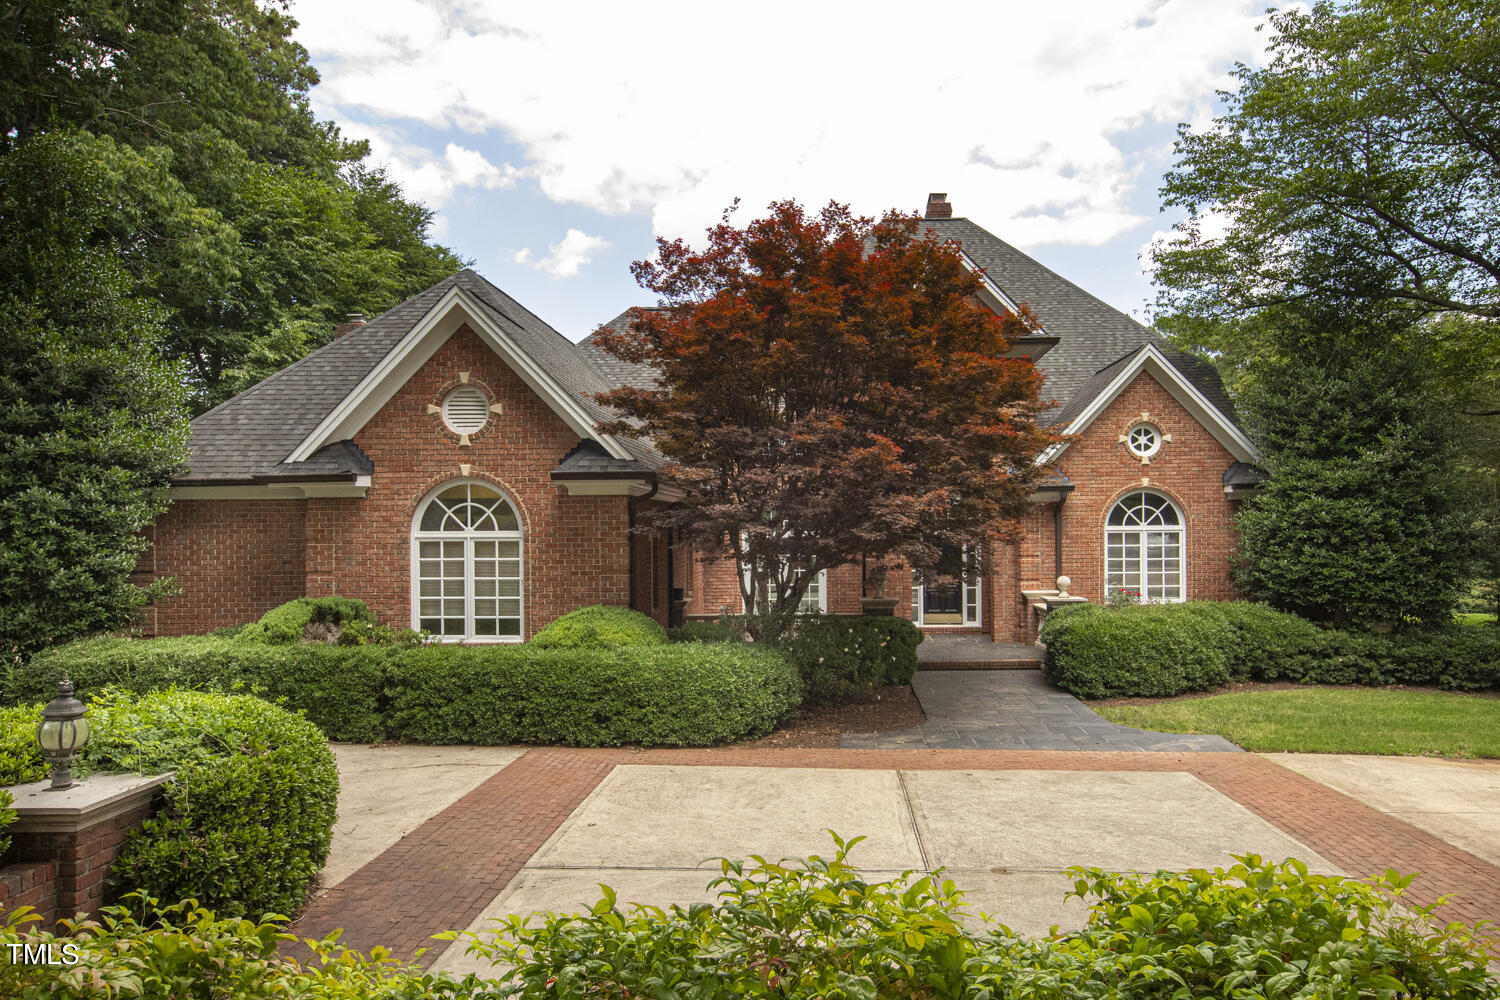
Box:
(333, 312, 366, 338)
(925, 192, 953, 219)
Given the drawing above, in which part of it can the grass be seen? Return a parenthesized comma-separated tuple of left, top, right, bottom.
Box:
(1454, 612, 1497, 626)
(1094, 687, 1500, 758)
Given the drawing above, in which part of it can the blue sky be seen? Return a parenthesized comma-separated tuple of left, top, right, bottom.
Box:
(291, 0, 1277, 341)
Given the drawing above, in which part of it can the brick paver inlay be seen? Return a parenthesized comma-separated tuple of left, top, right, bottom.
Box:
(291, 747, 1500, 965)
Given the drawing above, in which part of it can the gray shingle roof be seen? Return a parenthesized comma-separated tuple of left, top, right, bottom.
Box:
(573, 219, 1239, 439)
(180, 269, 665, 484)
(551, 439, 655, 478)
(577, 309, 662, 389)
(917, 218, 1236, 427)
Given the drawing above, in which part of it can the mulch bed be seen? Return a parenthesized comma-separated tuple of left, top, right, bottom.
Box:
(744, 684, 925, 748)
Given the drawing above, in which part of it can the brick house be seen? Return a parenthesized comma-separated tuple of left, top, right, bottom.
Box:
(139, 193, 1261, 644)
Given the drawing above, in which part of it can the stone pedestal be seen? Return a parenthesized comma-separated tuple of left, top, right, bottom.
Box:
(859, 597, 900, 616)
(0, 772, 170, 923)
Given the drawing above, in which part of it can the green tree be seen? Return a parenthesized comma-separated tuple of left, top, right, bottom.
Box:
(0, 133, 190, 657)
(1153, 0, 1500, 323)
(1231, 308, 1470, 627)
(0, 0, 466, 410)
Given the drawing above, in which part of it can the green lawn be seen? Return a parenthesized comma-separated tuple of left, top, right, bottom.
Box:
(1094, 688, 1500, 758)
(1454, 612, 1497, 626)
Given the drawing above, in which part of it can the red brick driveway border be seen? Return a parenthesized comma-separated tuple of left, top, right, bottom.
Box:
(291, 747, 1500, 965)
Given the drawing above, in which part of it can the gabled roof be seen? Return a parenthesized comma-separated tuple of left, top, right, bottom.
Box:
(917, 218, 1236, 427)
(1040, 343, 1258, 464)
(577, 216, 1241, 444)
(179, 269, 663, 484)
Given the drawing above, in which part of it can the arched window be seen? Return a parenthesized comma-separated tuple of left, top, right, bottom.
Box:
(1105, 491, 1183, 602)
(412, 481, 523, 640)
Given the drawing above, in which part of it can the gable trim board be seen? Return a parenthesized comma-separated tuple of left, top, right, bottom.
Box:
(168, 478, 372, 500)
(1038, 343, 1258, 466)
(286, 285, 635, 465)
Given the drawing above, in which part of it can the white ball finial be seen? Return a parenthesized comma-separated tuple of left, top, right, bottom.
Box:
(1056, 575, 1071, 597)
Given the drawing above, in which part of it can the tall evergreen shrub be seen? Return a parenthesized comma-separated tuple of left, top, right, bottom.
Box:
(1232, 311, 1469, 627)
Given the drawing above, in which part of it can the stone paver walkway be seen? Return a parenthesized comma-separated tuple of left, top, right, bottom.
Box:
(291, 747, 1500, 965)
(841, 670, 1240, 751)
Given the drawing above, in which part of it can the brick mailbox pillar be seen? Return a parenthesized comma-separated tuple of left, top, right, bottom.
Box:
(0, 773, 171, 924)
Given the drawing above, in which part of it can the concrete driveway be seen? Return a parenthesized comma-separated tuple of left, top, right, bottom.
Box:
(1267, 753, 1500, 868)
(303, 745, 1499, 973)
(428, 763, 1333, 977)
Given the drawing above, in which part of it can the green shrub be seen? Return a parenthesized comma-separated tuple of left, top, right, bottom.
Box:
(1042, 601, 1500, 698)
(387, 643, 800, 746)
(530, 604, 669, 649)
(0, 690, 337, 920)
(0, 844, 1492, 999)
(19, 636, 387, 742)
(0, 898, 473, 999)
(782, 615, 922, 704)
(1042, 603, 1231, 699)
(667, 619, 744, 643)
(235, 596, 374, 644)
(441, 838, 1497, 1000)
(19, 634, 808, 747)
(87, 689, 336, 919)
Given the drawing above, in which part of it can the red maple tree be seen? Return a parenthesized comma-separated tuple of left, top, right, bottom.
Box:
(595, 200, 1057, 640)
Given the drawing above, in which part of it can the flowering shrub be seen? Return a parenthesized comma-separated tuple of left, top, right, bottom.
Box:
(781, 615, 922, 704)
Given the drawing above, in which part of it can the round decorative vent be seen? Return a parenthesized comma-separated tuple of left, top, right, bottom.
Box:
(1126, 422, 1162, 458)
(441, 385, 490, 434)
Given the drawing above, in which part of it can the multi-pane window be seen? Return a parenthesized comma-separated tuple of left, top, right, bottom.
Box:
(1105, 490, 1183, 602)
(741, 560, 826, 614)
(413, 481, 523, 640)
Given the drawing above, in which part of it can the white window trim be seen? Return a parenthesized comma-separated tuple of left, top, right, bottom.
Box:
(1103, 491, 1186, 604)
(410, 480, 525, 642)
(739, 562, 827, 615)
(1126, 422, 1162, 458)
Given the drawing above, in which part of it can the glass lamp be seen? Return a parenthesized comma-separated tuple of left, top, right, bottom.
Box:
(36, 675, 89, 791)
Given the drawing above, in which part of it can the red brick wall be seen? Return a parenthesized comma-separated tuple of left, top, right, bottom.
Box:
(300, 324, 632, 639)
(1048, 370, 1240, 605)
(681, 370, 1241, 643)
(1, 799, 157, 924)
(144, 500, 306, 635)
(143, 324, 634, 639)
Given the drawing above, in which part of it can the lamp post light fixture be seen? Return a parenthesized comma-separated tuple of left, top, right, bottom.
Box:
(37, 675, 89, 791)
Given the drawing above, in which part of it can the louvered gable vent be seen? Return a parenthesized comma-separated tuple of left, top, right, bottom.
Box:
(442, 385, 490, 434)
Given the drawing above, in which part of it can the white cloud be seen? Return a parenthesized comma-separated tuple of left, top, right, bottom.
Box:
(340, 121, 522, 209)
(511, 247, 532, 264)
(296, 0, 1273, 249)
(530, 229, 609, 278)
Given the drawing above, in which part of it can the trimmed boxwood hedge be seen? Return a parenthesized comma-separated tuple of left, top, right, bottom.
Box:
(386, 644, 800, 746)
(1041, 601, 1500, 699)
(18, 638, 802, 747)
(782, 615, 922, 704)
(15, 636, 388, 742)
(531, 605, 669, 649)
(0, 689, 336, 919)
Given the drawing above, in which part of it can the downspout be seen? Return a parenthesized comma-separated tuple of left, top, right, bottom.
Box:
(1053, 492, 1067, 582)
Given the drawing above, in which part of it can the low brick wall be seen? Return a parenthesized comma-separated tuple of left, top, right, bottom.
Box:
(0, 773, 169, 925)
